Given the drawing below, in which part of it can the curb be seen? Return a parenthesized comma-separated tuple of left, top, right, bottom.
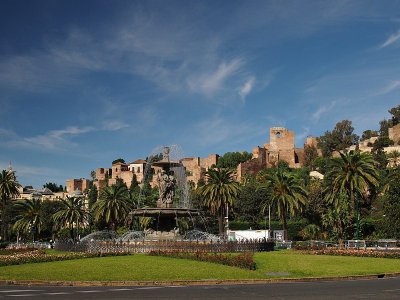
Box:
(1, 273, 400, 287)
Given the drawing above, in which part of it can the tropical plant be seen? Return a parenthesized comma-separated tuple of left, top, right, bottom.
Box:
(92, 182, 133, 231)
(197, 168, 240, 237)
(321, 193, 353, 240)
(12, 198, 43, 241)
(0, 169, 21, 240)
(258, 168, 307, 238)
(325, 150, 379, 238)
(52, 196, 88, 240)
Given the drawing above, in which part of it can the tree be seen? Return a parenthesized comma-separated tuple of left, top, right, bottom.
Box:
(361, 130, 378, 141)
(87, 181, 98, 209)
(92, 181, 133, 231)
(321, 193, 353, 240)
(235, 182, 267, 227)
(112, 158, 125, 165)
(43, 182, 64, 192)
(258, 168, 307, 238)
(12, 198, 43, 241)
(53, 196, 88, 240)
(389, 104, 400, 126)
(303, 145, 319, 170)
(317, 120, 359, 157)
(197, 168, 240, 237)
(0, 169, 21, 240)
(216, 152, 253, 169)
(325, 150, 379, 238)
(302, 179, 326, 226)
(379, 119, 392, 137)
(129, 174, 140, 196)
(377, 168, 400, 238)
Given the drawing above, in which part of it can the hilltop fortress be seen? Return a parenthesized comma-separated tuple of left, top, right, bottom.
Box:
(65, 124, 400, 193)
(65, 127, 314, 192)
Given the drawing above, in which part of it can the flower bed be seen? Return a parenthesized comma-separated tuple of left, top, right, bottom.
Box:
(148, 250, 256, 270)
(298, 248, 400, 259)
(0, 249, 132, 267)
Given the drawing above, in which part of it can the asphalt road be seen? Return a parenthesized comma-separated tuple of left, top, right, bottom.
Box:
(0, 277, 400, 299)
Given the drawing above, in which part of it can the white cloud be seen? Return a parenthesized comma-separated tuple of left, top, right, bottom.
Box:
(378, 80, 400, 95)
(189, 114, 264, 148)
(239, 77, 256, 101)
(23, 126, 95, 150)
(102, 121, 130, 131)
(188, 58, 244, 97)
(380, 29, 400, 48)
(312, 101, 337, 122)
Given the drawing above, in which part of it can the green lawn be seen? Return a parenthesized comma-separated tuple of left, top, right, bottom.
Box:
(0, 250, 399, 281)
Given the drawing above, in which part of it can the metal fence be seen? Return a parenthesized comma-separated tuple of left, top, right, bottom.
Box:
(55, 239, 274, 253)
(293, 239, 400, 251)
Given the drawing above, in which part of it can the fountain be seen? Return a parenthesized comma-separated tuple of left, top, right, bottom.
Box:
(130, 146, 201, 240)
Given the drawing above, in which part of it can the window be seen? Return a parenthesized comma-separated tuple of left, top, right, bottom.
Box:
(276, 132, 281, 138)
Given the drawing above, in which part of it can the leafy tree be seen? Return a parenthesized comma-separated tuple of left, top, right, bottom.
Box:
(361, 130, 378, 141)
(53, 196, 88, 240)
(197, 168, 240, 236)
(389, 104, 400, 126)
(377, 168, 400, 238)
(325, 151, 379, 238)
(317, 120, 359, 157)
(379, 119, 392, 137)
(12, 198, 43, 241)
(40, 200, 64, 240)
(92, 181, 133, 231)
(258, 168, 307, 237)
(87, 181, 98, 209)
(303, 145, 319, 170)
(235, 182, 267, 227)
(129, 174, 140, 196)
(216, 152, 253, 169)
(43, 182, 64, 192)
(373, 136, 394, 150)
(112, 158, 125, 164)
(0, 169, 21, 240)
(322, 193, 353, 240)
(302, 179, 326, 226)
(145, 153, 163, 163)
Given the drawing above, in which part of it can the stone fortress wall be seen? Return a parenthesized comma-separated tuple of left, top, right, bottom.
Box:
(67, 124, 400, 192)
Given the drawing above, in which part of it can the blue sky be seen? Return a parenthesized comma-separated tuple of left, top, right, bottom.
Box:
(1, 0, 399, 188)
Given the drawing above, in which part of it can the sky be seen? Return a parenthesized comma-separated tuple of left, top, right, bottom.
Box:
(0, 0, 400, 188)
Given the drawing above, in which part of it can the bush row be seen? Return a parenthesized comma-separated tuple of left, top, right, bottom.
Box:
(148, 250, 256, 270)
(298, 249, 400, 259)
(0, 249, 132, 267)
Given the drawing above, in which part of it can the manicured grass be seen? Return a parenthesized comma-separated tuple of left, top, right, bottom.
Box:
(1, 250, 399, 281)
(254, 250, 400, 278)
(0, 254, 262, 281)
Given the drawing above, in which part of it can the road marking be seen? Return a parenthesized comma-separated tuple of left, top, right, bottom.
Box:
(76, 290, 102, 293)
(0, 290, 43, 293)
(108, 288, 135, 291)
(44, 292, 72, 295)
(7, 294, 37, 297)
(136, 287, 164, 290)
(383, 289, 400, 292)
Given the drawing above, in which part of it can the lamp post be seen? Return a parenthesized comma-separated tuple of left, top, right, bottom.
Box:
(224, 203, 229, 240)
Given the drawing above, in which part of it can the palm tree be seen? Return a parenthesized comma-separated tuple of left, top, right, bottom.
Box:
(53, 196, 88, 240)
(325, 150, 379, 238)
(0, 169, 21, 240)
(13, 198, 43, 241)
(259, 169, 307, 239)
(197, 168, 240, 237)
(92, 182, 132, 231)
